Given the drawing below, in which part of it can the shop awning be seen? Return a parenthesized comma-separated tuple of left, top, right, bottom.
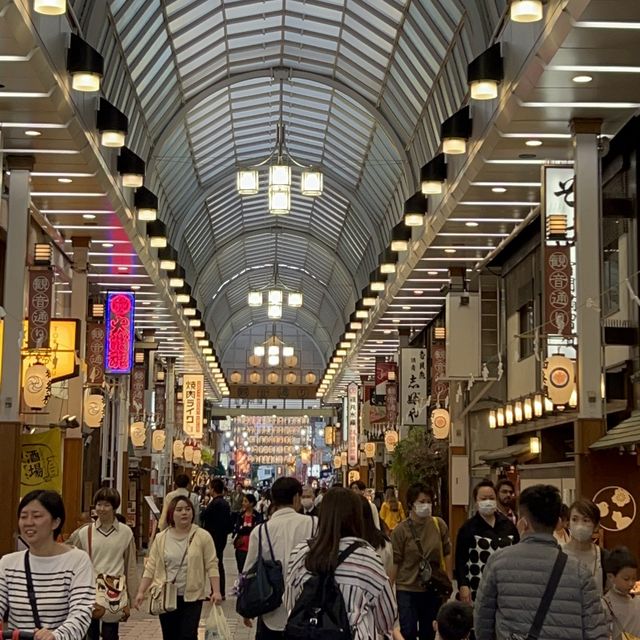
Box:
(480, 443, 532, 464)
(590, 412, 640, 451)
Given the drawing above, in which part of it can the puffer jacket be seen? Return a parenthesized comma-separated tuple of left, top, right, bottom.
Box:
(474, 533, 608, 640)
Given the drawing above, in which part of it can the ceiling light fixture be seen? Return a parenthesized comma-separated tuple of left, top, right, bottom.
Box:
(491, 186, 507, 193)
(117, 147, 145, 188)
(67, 34, 103, 92)
(34, 0, 66, 14)
(146, 219, 167, 248)
(420, 154, 447, 195)
(96, 98, 128, 148)
(134, 186, 158, 221)
(465, 222, 479, 227)
(169, 265, 186, 288)
(390, 222, 411, 252)
(510, 0, 544, 23)
(82, 213, 96, 220)
(158, 245, 177, 271)
(370, 269, 387, 292)
(25, 130, 41, 137)
(526, 139, 543, 147)
(468, 43, 503, 100)
(572, 74, 593, 83)
(380, 249, 398, 274)
(441, 106, 472, 155)
(404, 191, 427, 226)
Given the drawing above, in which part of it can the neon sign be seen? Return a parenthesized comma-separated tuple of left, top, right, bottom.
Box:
(104, 292, 135, 374)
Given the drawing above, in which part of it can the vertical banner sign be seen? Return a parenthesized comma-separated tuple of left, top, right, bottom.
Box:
(544, 246, 573, 336)
(347, 382, 359, 467)
(385, 381, 398, 424)
(129, 364, 146, 419)
(431, 343, 448, 404)
(375, 359, 396, 397)
(401, 348, 427, 426)
(28, 269, 54, 349)
(104, 292, 135, 374)
(86, 322, 106, 385)
(155, 383, 166, 429)
(183, 374, 204, 439)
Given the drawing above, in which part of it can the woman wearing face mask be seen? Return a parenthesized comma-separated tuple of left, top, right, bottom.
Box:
(454, 479, 519, 605)
(232, 493, 262, 572)
(390, 483, 452, 640)
(299, 485, 319, 517)
(563, 498, 608, 595)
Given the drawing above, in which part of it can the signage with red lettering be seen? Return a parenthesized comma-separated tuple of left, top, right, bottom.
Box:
(544, 245, 573, 336)
(86, 322, 105, 386)
(28, 269, 54, 350)
(104, 292, 135, 374)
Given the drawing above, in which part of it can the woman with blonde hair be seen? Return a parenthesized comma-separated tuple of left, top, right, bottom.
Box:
(133, 495, 222, 640)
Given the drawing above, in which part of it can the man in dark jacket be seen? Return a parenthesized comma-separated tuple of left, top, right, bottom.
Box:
(201, 478, 233, 598)
(474, 484, 608, 640)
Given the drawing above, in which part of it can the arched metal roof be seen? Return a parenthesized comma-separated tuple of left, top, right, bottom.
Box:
(83, 0, 506, 359)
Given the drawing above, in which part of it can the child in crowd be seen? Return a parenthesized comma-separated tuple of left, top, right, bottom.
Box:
(603, 546, 640, 640)
(434, 601, 474, 640)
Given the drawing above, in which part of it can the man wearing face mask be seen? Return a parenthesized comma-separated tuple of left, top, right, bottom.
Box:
(299, 485, 319, 517)
(454, 479, 519, 604)
(474, 484, 608, 640)
(390, 483, 452, 640)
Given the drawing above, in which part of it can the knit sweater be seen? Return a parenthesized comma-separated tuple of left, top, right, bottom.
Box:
(0, 547, 94, 640)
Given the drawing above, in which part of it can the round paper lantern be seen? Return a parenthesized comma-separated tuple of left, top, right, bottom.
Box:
(284, 355, 298, 368)
(304, 371, 317, 384)
(152, 430, 166, 452)
(384, 430, 399, 452)
(364, 442, 376, 458)
(173, 439, 185, 459)
(130, 421, 146, 447)
(192, 448, 202, 465)
(184, 444, 194, 462)
(267, 371, 279, 384)
(431, 408, 451, 440)
(84, 392, 105, 428)
(285, 371, 297, 384)
(230, 371, 242, 384)
(23, 363, 51, 410)
(248, 354, 262, 367)
(249, 370, 261, 384)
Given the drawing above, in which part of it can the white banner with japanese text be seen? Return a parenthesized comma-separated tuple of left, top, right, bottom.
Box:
(401, 348, 427, 427)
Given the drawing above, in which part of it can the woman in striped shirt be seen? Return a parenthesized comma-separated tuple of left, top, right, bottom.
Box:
(0, 490, 95, 640)
(285, 487, 398, 640)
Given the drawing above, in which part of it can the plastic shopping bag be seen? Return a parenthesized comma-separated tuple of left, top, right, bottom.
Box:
(205, 603, 231, 640)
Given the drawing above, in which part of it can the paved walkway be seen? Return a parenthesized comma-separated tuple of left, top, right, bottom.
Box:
(119, 540, 255, 640)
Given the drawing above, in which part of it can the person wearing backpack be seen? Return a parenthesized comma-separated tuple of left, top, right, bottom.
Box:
(284, 487, 398, 640)
(242, 477, 316, 639)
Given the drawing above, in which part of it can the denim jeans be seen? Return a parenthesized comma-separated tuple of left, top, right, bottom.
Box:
(397, 590, 440, 640)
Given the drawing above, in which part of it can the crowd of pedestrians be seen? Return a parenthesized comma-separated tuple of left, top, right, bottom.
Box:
(1, 478, 639, 640)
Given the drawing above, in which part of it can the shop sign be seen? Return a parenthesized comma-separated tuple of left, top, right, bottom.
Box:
(544, 246, 573, 336)
(21, 427, 62, 493)
(543, 355, 576, 405)
(375, 360, 396, 397)
(86, 322, 105, 385)
(347, 382, 359, 466)
(401, 348, 427, 426)
(22, 363, 51, 409)
(431, 408, 451, 440)
(431, 343, 448, 404)
(28, 268, 53, 350)
(129, 364, 146, 419)
(183, 374, 204, 439)
(385, 382, 398, 424)
(22, 319, 79, 382)
(104, 293, 135, 374)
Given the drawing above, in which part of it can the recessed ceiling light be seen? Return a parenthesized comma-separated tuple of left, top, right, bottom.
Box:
(131, 285, 140, 290)
(413, 290, 423, 295)
(491, 187, 507, 193)
(402, 306, 411, 310)
(102, 243, 114, 248)
(465, 222, 479, 227)
(525, 139, 543, 147)
(25, 130, 41, 136)
(58, 177, 73, 184)
(572, 75, 593, 83)
(428, 270, 438, 275)
(444, 248, 457, 254)
(142, 301, 151, 306)
(117, 266, 128, 272)
(392, 318, 401, 324)
(82, 214, 96, 220)
(383, 330, 391, 334)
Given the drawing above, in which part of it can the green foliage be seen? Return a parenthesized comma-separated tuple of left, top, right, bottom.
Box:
(390, 427, 447, 486)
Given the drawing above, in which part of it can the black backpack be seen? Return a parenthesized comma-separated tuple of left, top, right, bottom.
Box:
(284, 541, 364, 640)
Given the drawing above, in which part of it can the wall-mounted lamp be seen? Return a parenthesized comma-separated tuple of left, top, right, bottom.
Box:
(497, 407, 505, 428)
(34, 0, 66, 15)
(188, 310, 202, 327)
(175, 283, 192, 304)
(169, 265, 186, 289)
(514, 400, 523, 423)
(468, 44, 503, 101)
(158, 245, 177, 271)
(529, 436, 541, 455)
(510, 0, 544, 23)
(524, 397, 533, 420)
(421, 154, 447, 195)
(489, 410, 497, 429)
(96, 98, 128, 148)
(34, 242, 53, 265)
(67, 34, 103, 92)
(505, 403, 514, 425)
(146, 220, 167, 248)
(182, 298, 197, 316)
(403, 192, 427, 226)
(117, 147, 145, 188)
(134, 187, 158, 221)
(441, 106, 472, 155)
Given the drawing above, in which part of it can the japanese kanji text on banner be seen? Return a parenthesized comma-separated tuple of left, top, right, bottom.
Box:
(401, 348, 427, 426)
(347, 382, 359, 466)
(183, 374, 204, 439)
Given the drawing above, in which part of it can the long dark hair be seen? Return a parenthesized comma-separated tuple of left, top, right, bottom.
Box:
(305, 487, 363, 573)
(358, 494, 388, 550)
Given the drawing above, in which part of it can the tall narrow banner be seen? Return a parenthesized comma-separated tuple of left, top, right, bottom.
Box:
(431, 343, 448, 404)
(129, 364, 146, 419)
(28, 269, 54, 350)
(183, 374, 204, 439)
(155, 383, 166, 429)
(544, 246, 573, 336)
(385, 381, 398, 424)
(347, 382, 359, 467)
(104, 292, 135, 374)
(86, 322, 105, 386)
(401, 348, 427, 426)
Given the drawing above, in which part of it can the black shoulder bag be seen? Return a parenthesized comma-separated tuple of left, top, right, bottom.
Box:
(24, 551, 43, 629)
(236, 522, 284, 619)
(510, 550, 568, 640)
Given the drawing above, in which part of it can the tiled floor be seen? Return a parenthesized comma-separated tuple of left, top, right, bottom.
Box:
(119, 541, 255, 640)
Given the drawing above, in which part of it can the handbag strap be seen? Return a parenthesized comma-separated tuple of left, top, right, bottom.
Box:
(24, 551, 42, 629)
(87, 523, 93, 560)
(527, 550, 568, 640)
(407, 519, 428, 562)
(170, 530, 196, 585)
(261, 523, 277, 562)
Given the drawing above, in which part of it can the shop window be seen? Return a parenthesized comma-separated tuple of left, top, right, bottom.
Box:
(603, 239, 620, 316)
(518, 301, 534, 359)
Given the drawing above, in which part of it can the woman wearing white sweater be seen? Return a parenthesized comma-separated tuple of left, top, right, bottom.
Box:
(133, 495, 222, 640)
(0, 490, 94, 640)
(68, 487, 139, 640)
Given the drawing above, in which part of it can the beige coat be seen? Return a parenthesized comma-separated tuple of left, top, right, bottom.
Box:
(143, 525, 218, 601)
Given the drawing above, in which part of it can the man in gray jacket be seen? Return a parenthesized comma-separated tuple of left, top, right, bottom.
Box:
(474, 484, 608, 640)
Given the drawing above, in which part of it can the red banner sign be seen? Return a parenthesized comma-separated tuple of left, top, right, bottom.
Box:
(27, 269, 54, 350)
(86, 322, 105, 386)
(544, 246, 573, 336)
(129, 364, 146, 419)
(105, 292, 135, 374)
(431, 343, 448, 404)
